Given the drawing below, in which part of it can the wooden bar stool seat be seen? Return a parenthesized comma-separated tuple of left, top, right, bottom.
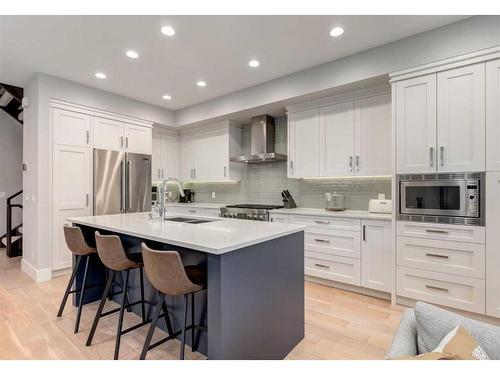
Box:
(140, 243, 207, 360)
(86, 231, 153, 360)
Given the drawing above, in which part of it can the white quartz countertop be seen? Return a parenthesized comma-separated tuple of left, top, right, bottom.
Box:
(67, 212, 306, 255)
(272, 208, 392, 221)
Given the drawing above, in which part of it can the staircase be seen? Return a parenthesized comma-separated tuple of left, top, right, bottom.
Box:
(0, 190, 23, 257)
(0, 83, 23, 124)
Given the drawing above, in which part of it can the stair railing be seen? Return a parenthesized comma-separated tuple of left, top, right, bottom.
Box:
(6, 190, 22, 257)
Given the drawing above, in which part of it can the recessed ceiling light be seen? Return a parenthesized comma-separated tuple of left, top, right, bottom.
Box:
(196, 81, 207, 87)
(161, 26, 176, 36)
(248, 59, 260, 68)
(95, 72, 106, 79)
(126, 50, 139, 59)
(329, 27, 344, 38)
(162, 94, 172, 100)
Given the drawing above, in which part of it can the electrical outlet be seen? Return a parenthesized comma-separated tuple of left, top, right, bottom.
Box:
(212, 192, 216, 199)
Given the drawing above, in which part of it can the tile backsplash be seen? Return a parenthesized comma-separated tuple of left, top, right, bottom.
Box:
(185, 115, 391, 210)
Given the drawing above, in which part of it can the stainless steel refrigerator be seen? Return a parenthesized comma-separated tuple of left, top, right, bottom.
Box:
(93, 149, 151, 215)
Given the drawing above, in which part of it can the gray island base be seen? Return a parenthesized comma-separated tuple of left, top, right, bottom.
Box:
(73, 223, 304, 360)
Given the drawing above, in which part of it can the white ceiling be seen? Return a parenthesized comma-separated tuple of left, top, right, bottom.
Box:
(0, 15, 467, 110)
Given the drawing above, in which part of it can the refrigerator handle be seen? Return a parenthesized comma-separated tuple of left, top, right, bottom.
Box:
(120, 160, 125, 213)
(127, 160, 132, 212)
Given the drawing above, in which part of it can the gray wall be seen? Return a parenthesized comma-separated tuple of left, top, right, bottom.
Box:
(0, 110, 23, 236)
(187, 116, 391, 210)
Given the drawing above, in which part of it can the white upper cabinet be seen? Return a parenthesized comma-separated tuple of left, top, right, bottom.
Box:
(288, 91, 391, 178)
(361, 219, 392, 292)
(93, 117, 124, 151)
(395, 74, 437, 174)
(123, 123, 152, 154)
(152, 132, 180, 181)
(288, 108, 321, 178)
(179, 122, 241, 182)
(93, 117, 151, 154)
(355, 94, 391, 176)
(437, 63, 485, 172)
(486, 59, 500, 171)
(52, 108, 91, 147)
(320, 102, 355, 176)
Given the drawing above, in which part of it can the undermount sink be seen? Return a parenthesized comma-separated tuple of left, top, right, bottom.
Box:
(164, 217, 217, 224)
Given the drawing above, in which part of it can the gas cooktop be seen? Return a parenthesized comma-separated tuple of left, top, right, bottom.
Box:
(221, 204, 284, 221)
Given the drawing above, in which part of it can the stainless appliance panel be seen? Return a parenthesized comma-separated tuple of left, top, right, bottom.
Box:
(400, 179, 467, 217)
(125, 152, 151, 213)
(94, 149, 124, 215)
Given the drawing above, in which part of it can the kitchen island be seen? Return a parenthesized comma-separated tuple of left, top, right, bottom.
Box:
(67, 212, 306, 360)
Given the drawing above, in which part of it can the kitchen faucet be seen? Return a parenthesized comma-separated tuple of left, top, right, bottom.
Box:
(158, 177, 185, 219)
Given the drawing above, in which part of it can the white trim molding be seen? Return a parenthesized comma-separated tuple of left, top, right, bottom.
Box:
(50, 99, 154, 128)
(390, 45, 500, 82)
(21, 259, 52, 283)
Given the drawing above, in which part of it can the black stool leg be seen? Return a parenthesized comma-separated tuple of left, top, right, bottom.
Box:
(162, 298, 174, 337)
(114, 269, 130, 360)
(86, 270, 115, 346)
(139, 267, 146, 323)
(180, 293, 188, 360)
(139, 292, 165, 360)
(118, 271, 132, 313)
(57, 255, 82, 317)
(190, 292, 195, 352)
(74, 255, 90, 333)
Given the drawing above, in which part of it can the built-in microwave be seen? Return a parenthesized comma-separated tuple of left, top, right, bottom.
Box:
(397, 173, 484, 226)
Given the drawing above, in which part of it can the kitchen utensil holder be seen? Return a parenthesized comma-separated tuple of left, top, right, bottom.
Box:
(283, 196, 297, 209)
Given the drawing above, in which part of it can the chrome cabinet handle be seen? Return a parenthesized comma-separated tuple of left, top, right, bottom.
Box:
(314, 220, 330, 225)
(355, 155, 360, 171)
(314, 238, 330, 244)
(314, 263, 330, 269)
(426, 253, 449, 259)
(362, 225, 366, 241)
(426, 229, 449, 234)
(127, 160, 132, 212)
(86, 130, 90, 145)
(120, 136, 124, 148)
(430, 147, 434, 167)
(425, 284, 449, 292)
(224, 166, 227, 177)
(85, 193, 89, 207)
(120, 160, 125, 212)
(440, 146, 444, 166)
(349, 156, 353, 172)
(125, 137, 129, 148)
(290, 161, 294, 174)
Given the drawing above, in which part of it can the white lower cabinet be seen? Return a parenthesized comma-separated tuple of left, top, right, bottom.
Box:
(486, 172, 500, 318)
(396, 266, 485, 315)
(290, 214, 392, 292)
(172, 206, 220, 218)
(361, 219, 392, 292)
(305, 251, 360, 286)
(52, 145, 92, 271)
(269, 213, 290, 223)
(396, 220, 487, 315)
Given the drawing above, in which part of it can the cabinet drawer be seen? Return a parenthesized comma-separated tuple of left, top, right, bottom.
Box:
(396, 266, 485, 314)
(397, 236, 485, 278)
(305, 251, 360, 286)
(174, 207, 220, 217)
(291, 215, 360, 231)
(269, 214, 290, 223)
(396, 221, 485, 244)
(305, 229, 360, 259)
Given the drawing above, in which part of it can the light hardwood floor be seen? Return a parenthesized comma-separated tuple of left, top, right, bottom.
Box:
(0, 249, 404, 360)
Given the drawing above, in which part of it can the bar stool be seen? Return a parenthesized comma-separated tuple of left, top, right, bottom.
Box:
(86, 231, 150, 360)
(140, 243, 207, 360)
(57, 224, 97, 333)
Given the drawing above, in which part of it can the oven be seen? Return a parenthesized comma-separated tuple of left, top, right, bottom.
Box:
(397, 173, 484, 226)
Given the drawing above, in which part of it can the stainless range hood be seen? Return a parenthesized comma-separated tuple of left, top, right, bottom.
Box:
(230, 115, 287, 163)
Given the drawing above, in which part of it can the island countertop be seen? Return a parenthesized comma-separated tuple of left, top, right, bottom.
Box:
(67, 212, 306, 255)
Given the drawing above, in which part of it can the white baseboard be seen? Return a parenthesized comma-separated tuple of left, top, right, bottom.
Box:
(21, 259, 52, 283)
(305, 275, 391, 301)
(52, 267, 72, 278)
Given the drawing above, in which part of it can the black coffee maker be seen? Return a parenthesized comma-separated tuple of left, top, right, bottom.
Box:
(179, 189, 195, 203)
